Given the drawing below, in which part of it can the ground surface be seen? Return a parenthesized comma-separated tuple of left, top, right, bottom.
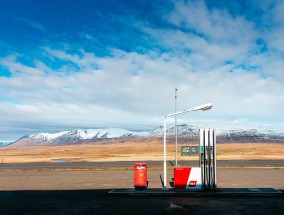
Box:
(0, 161, 283, 215)
(1, 189, 283, 215)
(0, 141, 283, 214)
(2, 141, 284, 163)
(0, 161, 284, 190)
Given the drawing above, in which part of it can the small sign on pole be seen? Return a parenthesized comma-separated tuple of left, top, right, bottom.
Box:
(181, 146, 199, 156)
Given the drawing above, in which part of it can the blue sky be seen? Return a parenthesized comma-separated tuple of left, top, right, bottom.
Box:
(0, 0, 284, 141)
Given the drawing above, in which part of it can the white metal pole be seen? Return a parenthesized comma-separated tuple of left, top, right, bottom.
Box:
(163, 117, 168, 190)
(175, 88, 178, 166)
(163, 109, 192, 190)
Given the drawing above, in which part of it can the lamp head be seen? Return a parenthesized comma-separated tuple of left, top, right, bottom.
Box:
(192, 103, 213, 111)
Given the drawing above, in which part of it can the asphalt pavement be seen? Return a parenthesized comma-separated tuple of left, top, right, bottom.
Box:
(1, 160, 284, 169)
(1, 160, 283, 215)
(0, 189, 283, 215)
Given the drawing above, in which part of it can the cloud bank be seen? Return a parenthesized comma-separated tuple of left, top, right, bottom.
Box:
(0, 0, 284, 140)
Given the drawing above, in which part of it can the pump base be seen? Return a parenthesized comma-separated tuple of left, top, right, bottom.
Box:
(109, 188, 282, 197)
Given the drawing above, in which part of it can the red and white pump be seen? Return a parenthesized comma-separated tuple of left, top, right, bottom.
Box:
(172, 128, 217, 190)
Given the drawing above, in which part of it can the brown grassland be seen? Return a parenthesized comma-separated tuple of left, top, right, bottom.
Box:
(0, 137, 283, 163)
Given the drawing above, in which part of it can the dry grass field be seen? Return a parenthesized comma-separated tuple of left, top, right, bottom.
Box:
(0, 137, 283, 163)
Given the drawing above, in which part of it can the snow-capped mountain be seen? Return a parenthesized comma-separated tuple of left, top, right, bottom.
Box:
(12, 128, 148, 146)
(8, 124, 284, 147)
(150, 124, 198, 139)
(149, 124, 284, 143)
(217, 129, 284, 143)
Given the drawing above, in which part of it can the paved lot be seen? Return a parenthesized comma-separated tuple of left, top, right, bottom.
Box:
(0, 161, 283, 214)
(1, 189, 283, 215)
(1, 160, 284, 169)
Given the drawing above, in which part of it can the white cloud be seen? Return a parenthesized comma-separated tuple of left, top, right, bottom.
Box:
(1, 46, 284, 139)
(141, 1, 261, 73)
(0, 55, 45, 76)
(167, 0, 258, 43)
(264, 0, 284, 52)
(1, 0, 284, 140)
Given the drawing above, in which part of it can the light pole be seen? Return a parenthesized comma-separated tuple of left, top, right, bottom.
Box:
(163, 103, 213, 190)
(175, 88, 178, 166)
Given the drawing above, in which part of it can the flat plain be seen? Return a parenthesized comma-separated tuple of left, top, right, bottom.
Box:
(1, 137, 284, 163)
(0, 138, 283, 215)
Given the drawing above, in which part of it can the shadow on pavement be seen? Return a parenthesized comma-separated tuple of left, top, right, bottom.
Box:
(0, 189, 283, 215)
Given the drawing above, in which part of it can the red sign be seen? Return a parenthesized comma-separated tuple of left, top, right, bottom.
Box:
(189, 181, 197, 187)
(174, 167, 191, 189)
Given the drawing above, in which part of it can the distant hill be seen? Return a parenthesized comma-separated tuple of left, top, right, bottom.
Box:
(7, 125, 284, 147)
(150, 124, 284, 143)
(11, 128, 148, 147)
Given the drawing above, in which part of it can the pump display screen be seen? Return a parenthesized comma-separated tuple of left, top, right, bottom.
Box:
(181, 146, 199, 156)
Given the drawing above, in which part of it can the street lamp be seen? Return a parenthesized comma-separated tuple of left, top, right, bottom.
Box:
(175, 88, 178, 167)
(162, 103, 213, 190)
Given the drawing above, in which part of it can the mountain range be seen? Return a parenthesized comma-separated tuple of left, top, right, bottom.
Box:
(150, 124, 284, 143)
(10, 128, 148, 147)
(4, 124, 284, 147)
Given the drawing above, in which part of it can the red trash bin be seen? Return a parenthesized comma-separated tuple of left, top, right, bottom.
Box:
(134, 163, 147, 190)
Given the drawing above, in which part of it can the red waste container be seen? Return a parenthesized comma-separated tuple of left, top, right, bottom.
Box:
(134, 163, 147, 189)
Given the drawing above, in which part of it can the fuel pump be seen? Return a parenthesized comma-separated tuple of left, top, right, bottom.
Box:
(172, 128, 217, 191)
(200, 128, 217, 190)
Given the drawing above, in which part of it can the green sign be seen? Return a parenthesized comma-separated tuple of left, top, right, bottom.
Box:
(181, 146, 199, 156)
(200, 146, 204, 153)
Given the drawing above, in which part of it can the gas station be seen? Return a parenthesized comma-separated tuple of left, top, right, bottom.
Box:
(109, 103, 282, 197)
(162, 103, 216, 191)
